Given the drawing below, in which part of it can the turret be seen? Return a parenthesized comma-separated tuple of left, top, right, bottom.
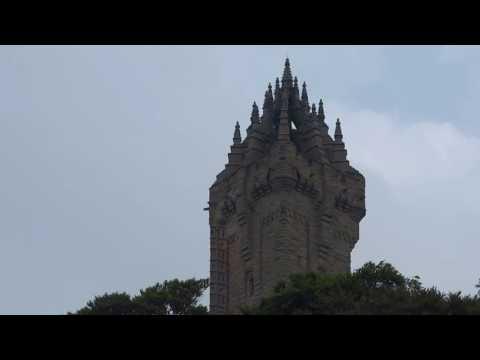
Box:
(247, 101, 260, 136)
(251, 101, 260, 125)
(263, 83, 274, 110)
(274, 77, 280, 99)
(293, 76, 300, 103)
(245, 101, 267, 163)
(262, 83, 274, 132)
(233, 121, 241, 145)
(318, 99, 325, 123)
(281, 58, 293, 88)
(332, 117, 349, 169)
(301, 82, 310, 112)
(317, 99, 329, 135)
(334, 118, 343, 143)
(225, 122, 245, 173)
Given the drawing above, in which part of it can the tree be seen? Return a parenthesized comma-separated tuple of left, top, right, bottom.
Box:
(133, 278, 209, 315)
(75, 292, 135, 315)
(243, 261, 480, 315)
(73, 278, 208, 315)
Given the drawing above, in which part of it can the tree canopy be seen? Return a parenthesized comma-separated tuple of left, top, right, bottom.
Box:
(72, 262, 480, 315)
(73, 278, 209, 315)
(242, 261, 480, 315)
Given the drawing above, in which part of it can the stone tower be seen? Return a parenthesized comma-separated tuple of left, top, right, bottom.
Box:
(207, 59, 366, 314)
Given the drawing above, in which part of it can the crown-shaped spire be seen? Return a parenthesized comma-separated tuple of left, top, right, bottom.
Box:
(334, 118, 343, 143)
(233, 121, 242, 144)
(281, 58, 293, 88)
(250, 101, 260, 125)
(318, 99, 325, 122)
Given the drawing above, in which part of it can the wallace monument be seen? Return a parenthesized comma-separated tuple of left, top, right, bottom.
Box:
(207, 59, 366, 314)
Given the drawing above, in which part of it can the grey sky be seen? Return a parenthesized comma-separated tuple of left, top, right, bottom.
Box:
(1, 45, 479, 314)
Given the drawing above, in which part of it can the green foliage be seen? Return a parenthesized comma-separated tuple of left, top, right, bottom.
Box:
(133, 278, 209, 315)
(72, 262, 480, 315)
(245, 261, 480, 315)
(73, 278, 209, 315)
(76, 292, 135, 315)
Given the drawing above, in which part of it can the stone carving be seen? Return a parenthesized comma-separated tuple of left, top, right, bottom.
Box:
(295, 174, 319, 197)
(335, 188, 351, 211)
(252, 173, 272, 200)
(221, 189, 240, 218)
(261, 205, 307, 227)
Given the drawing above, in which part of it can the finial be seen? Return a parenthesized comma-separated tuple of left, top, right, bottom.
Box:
(301, 82, 307, 94)
(334, 118, 343, 142)
(301, 82, 309, 110)
(233, 121, 242, 144)
(281, 58, 293, 87)
(311, 103, 317, 116)
(263, 83, 274, 109)
(318, 99, 325, 122)
(275, 78, 280, 94)
(292, 76, 300, 99)
(251, 101, 260, 124)
(274, 77, 281, 103)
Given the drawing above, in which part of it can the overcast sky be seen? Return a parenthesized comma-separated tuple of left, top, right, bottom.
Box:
(1, 45, 480, 314)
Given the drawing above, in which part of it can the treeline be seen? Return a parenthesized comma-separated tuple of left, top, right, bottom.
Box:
(71, 278, 208, 315)
(72, 262, 480, 315)
(242, 261, 480, 315)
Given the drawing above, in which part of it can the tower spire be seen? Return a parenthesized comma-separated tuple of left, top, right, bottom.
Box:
(293, 76, 300, 101)
(334, 118, 343, 143)
(233, 121, 242, 144)
(262, 83, 275, 133)
(263, 83, 274, 109)
(250, 101, 260, 125)
(281, 58, 293, 88)
(301, 82, 310, 111)
(318, 99, 325, 122)
(274, 77, 281, 102)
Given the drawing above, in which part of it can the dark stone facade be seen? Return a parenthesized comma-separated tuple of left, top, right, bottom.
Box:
(207, 59, 366, 314)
